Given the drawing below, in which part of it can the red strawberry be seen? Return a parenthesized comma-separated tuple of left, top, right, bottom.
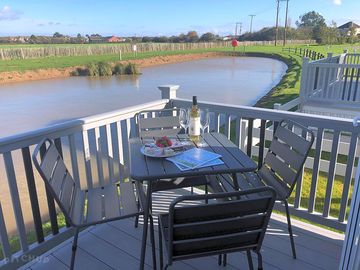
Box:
(155, 136, 172, 147)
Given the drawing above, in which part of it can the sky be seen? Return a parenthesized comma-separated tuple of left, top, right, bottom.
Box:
(0, 0, 359, 37)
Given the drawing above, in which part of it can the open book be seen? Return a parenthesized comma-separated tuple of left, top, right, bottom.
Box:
(166, 148, 224, 171)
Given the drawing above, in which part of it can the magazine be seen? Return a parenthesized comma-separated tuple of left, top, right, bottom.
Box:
(166, 148, 223, 171)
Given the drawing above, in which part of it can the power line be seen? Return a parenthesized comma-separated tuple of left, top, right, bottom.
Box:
(249, 15, 256, 33)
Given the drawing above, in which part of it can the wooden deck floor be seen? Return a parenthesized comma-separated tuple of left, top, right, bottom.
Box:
(22, 188, 344, 270)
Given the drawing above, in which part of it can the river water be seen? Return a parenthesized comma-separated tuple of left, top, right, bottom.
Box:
(0, 56, 286, 235)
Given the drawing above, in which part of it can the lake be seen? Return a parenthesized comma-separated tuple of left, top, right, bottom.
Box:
(0, 56, 287, 137)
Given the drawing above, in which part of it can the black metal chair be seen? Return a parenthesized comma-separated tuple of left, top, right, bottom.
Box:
(218, 119, 315, 259)
(158, 187, 276, 270)
(32, 138, 154, 270)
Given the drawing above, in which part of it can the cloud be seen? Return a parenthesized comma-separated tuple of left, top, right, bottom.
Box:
(0, 5, 22, 20)
(333, 0, 342, 5)
(37, 21, 61, 27)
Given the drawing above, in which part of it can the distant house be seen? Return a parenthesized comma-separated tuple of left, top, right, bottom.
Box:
(223, 35, 235, 41)
(106, 36, 126, 43)
(338, 21, 360, 36)
(88, 35, 104, 43)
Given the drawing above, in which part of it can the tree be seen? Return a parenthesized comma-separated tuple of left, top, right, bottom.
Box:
(186, 31, 199, 42)
(348, 26, 359, 44)
(29, 34, 37, 44)
(53, 32, 64, 38)
(199, 32, 216, 42)
(327, 21, 339, 44)
(77, 33, 82, 39)
(296, 11, 326, 28)
(296, 11, 326, 42)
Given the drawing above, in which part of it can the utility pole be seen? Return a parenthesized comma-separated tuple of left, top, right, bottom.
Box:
(249, 15, 256, 33)
(283, 0, 289, 46)
(275, 0, 280, 46)
(235, 22, 242, 38)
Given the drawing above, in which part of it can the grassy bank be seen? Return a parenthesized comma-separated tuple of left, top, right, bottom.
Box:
(0, 48, 221, 72)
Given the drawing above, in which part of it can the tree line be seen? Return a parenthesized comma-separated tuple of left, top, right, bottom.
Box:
(240, 11, 359, 44)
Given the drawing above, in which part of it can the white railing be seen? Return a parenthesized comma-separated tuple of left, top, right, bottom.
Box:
(0, 99, 169, 269)
(171, 96, 359, 232)
(300, 52, 360, 111)
(0, 86, 359, 269)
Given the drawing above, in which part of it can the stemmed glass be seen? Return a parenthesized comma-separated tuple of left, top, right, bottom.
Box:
(179, 108, 189, 133)
(198, 109, 210, 147)
(179, 108, 193, 146)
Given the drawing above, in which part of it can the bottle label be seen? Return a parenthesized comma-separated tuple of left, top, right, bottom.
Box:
(189, 117, 200, 136)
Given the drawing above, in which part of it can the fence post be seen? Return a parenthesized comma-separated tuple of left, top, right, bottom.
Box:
(158, 85, 179, 99)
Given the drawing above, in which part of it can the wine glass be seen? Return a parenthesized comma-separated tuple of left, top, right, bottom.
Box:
(198, 109, 210, 147)
(179, 108, 189, 133)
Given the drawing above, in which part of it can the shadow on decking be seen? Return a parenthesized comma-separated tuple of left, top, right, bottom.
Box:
(23, 189, 344, 270)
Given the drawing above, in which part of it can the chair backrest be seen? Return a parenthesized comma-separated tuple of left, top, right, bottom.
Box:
(166, 187, 276, 262)
(135, 108, 182, 138)
(32, 138, 81, 227)
(259, 119, 315, 199)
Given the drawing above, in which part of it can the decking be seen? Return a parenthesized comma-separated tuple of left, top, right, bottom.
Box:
(22, 189, 344, 270)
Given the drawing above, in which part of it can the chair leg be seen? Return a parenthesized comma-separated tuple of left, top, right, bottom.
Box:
(205, 183, 209, 204)
(246, 250, 254, 270)
(218, 254, 222, 265)
(284, 200, 297, 259)
(70, 228, 80, 270)
(255, 251, 263, 270)
(134, 199, 140, 228)
(149, 215, 157, 270)
(159, 223, 164, 270)
(223, 254, 227, 266)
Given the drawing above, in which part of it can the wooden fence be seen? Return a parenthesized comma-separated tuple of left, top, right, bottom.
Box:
(0, 40, 314, 60)
(282, 47, 325, 60)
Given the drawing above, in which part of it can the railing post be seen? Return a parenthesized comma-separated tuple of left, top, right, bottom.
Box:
(273, 103, 281, 110)
(339, 117, 360, 270)
(299, 57, 310, 111)
(158, 85, 179, 99)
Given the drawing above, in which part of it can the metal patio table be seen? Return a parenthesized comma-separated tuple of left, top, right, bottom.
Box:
(129, 132, 257, 270)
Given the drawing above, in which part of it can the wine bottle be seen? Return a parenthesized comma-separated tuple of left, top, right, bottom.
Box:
(189, 96, 200, 142)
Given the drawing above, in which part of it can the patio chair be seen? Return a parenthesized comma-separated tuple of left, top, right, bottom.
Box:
(220, 119, 314, 260)
(134, 108, 210, 226)
(32, 138, 150, 270)
(158, 187, 276, 270)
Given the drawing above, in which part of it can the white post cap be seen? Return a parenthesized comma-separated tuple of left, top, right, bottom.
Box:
(158, 85, 179, 99)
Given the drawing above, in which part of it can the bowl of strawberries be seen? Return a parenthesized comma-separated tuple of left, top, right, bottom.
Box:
(155, 136, 172, 148)
(141, 136, 184, 157)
